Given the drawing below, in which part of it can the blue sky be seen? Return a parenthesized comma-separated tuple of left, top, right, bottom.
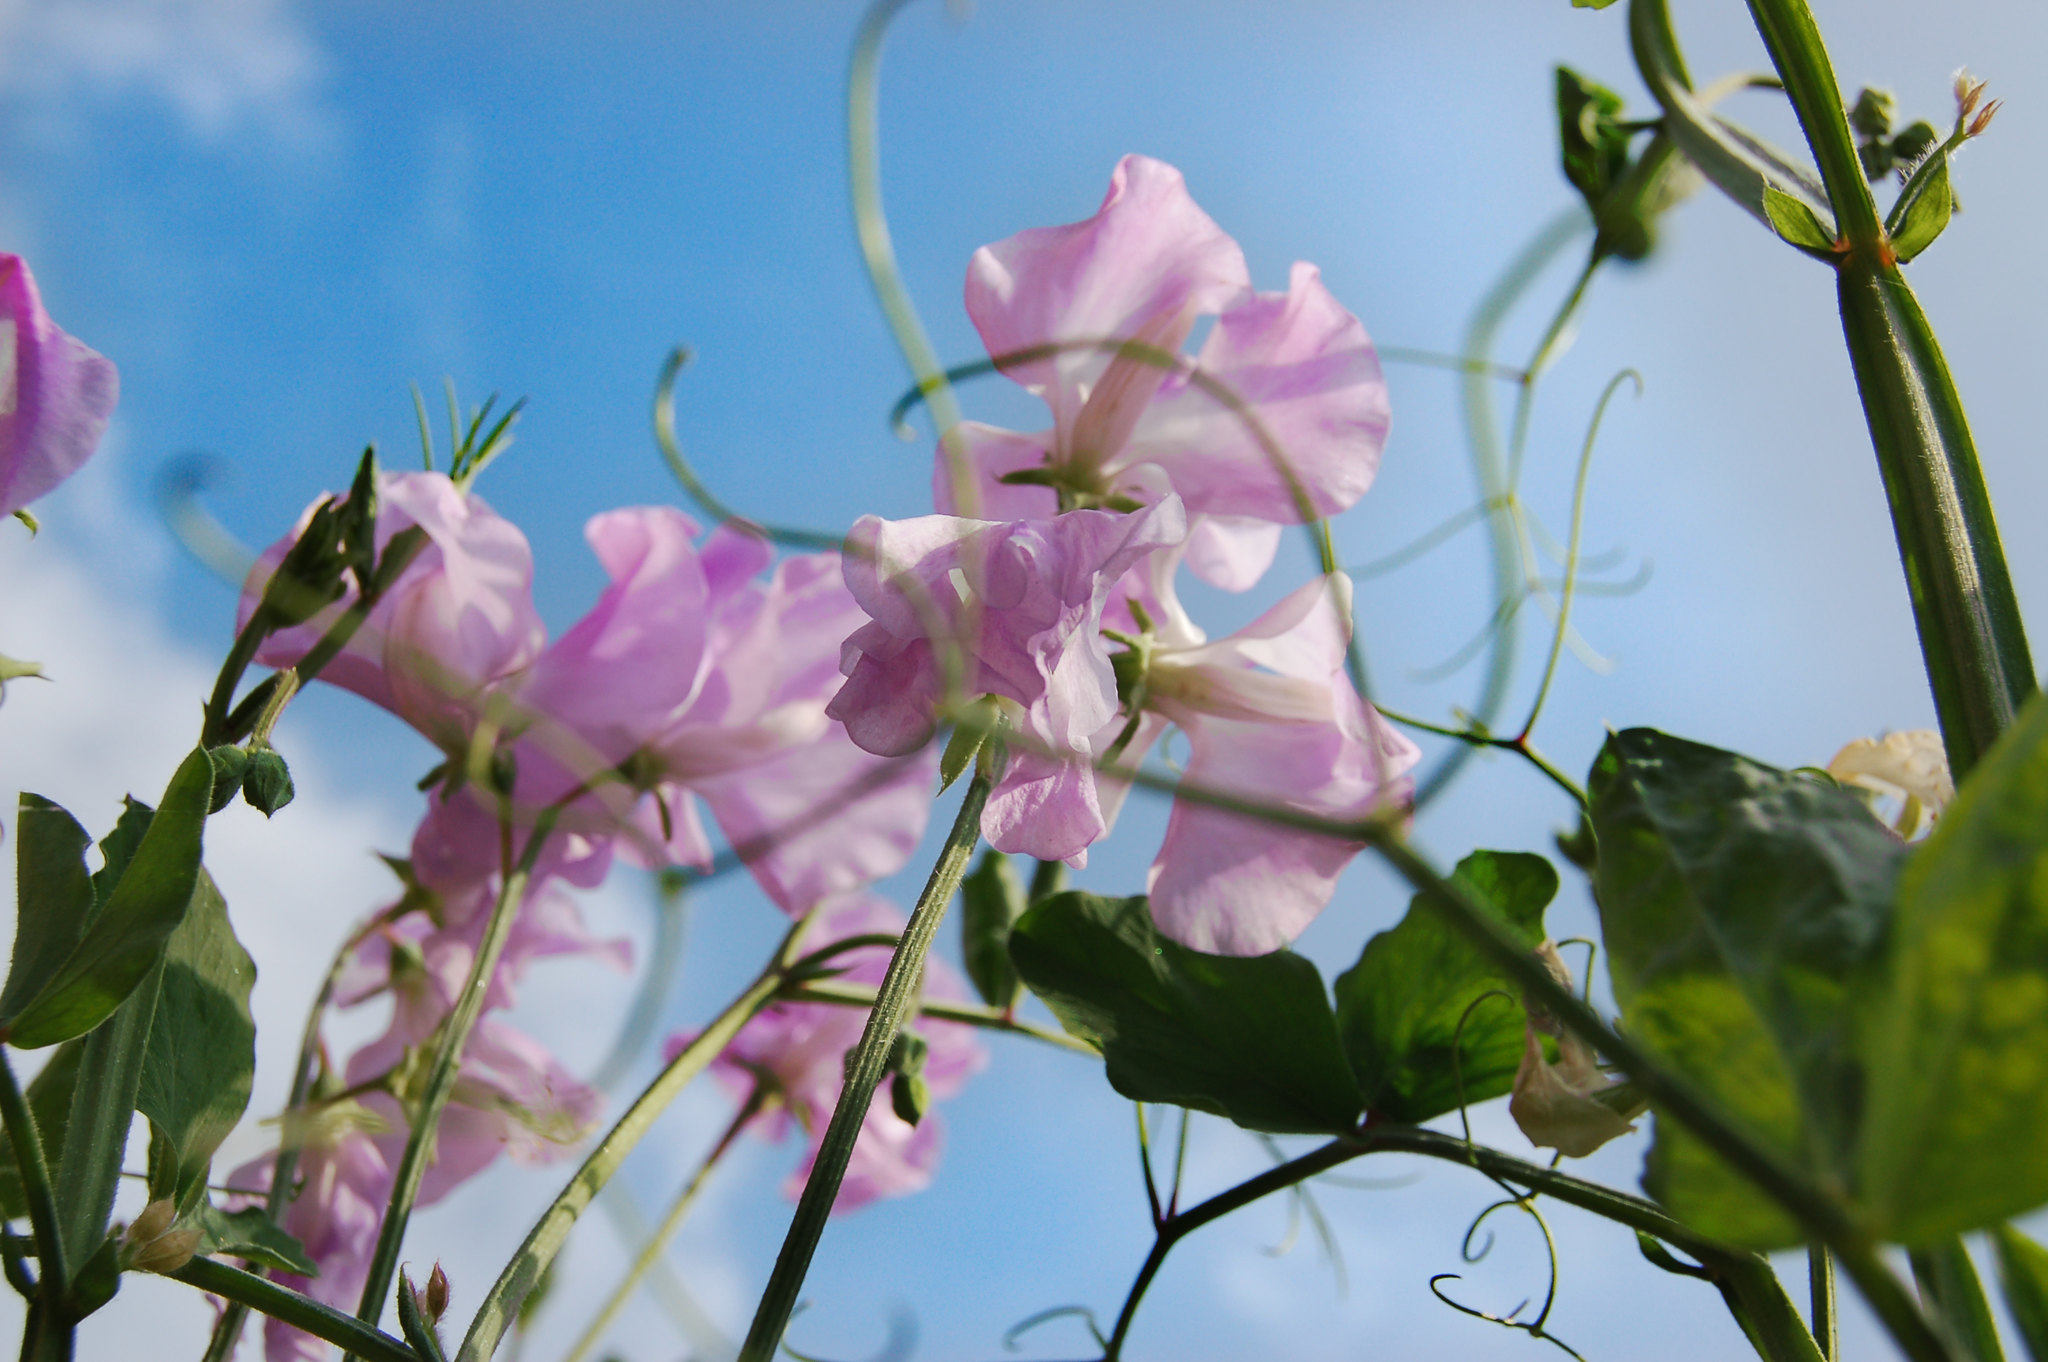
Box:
(4, 0, 2047, 1358)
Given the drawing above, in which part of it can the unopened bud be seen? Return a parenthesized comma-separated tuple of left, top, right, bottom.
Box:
(1968, 99, 2003, 139)
(120, 1198, 201, 1275)
(206, 745, 250, 813)
(1954, 68, 1987, 119)
(423, 1262, 450, 1321)
(241, 747, 295, 817)
(890, 1071, 931, 1127)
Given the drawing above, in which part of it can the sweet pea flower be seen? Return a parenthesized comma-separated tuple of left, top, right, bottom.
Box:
(1106, 558, 1419, 954)
(240, 470, 545, 753)
(229, 1125, 391, 1362)
(682, 894, 985, 1213)
(939, 155, 1390, 592)
(828, 496, 1187, 864)
(0, 254, 119, 521)
(416, 507, 936, 914)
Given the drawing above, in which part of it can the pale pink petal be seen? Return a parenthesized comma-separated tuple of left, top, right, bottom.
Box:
(932, 421, 1057, 521)
(983, 744, 1106, 864)
(0, 255, 118, 519)
(1181, 514, 1283, 592)
(966, 155, 1249, 422)
(1116, 262, 1389, 523)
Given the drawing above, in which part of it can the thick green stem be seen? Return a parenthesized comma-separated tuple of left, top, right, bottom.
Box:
(1834, 267, 2032, 775)
(170, 1258, 420, 1362)
(0, 1053, 64, 1301)
(1741, 0, 1881, 254)
(735, 770, 992, 1362)
(352, 808, 560, 1340)
(454, 920, 811, 1362)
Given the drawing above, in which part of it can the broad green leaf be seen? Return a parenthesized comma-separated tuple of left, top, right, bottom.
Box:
(0, 796, 97, 1024)
(1909, 1237, 2006, 1362)
(54, 959, 165, 1279)
(958, 849, 1025, 1011)
(193, 1202, 318, 1277)
(1992, 1224, 2048, 1362)
(90, 797, 155, 910)
(1010, 892, 1361, 1134)
(1589, 728, 1903, 1247)
(1334, 850, 1555, 1123)
(1889, 150, 1953, 263)
(138, 870, 255, 1208)
(0, 1040, 83, 1220)
(3, 749, 211, 1049)
(1860, 692, 2048, 1242)
(1764, 185, 1841, 259)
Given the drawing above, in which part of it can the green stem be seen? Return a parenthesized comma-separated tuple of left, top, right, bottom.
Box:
(780, 980, 1097, 1055)
(1740, 0, 2031, 776)
(734, 770, 992, 1362)
(1833, 266, 2032, 776)
(1740, 0, 1881, 256)
(351, 807, 562, 1341)
(454, 919, 812, 1362)
(0, 1053, 64, 1300)
(1810, 1245, 1837, 1360)
(170, 1258, 421, 1362)
(560, 1089, 763, 1362)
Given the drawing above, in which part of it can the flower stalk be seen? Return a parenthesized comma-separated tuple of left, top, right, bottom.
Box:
(734, 767, 993, 1362)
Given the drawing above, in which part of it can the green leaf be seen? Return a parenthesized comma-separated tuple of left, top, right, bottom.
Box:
(1889, 149, 1953, 263)
(1860, 692, 2048, 1242)
(2, 749, 212, 1049)
(0, 1040, 83, 1220)
(137, 870, 255, 1208)
(1333, 850, 1555, 1123)
(68, 1233, 121, 1319)
(0, 796, 98, 1026)
(91, 797, 155, 910)
(1909, 1237, 2006, 1362)
(1764, 185, 1841, 259)
(1009, 891, 1360, 1134)
(54, 958, 166, 1283)
(958, 849, 1025, 1010)
(1588, 728, 1903, 1248)
(192, 1203, 318, 1277)
(1992, 1224, 2048, 1362)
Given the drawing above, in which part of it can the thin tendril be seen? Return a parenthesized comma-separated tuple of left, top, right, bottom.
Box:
(1518, 369, 1643, 741)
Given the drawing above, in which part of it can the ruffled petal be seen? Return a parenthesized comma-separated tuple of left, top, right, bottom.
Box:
(965, 155, 1249, 424)
(1116, 262, 1389, 523)
(0, 255, 118, 519)
(932, 421, 1058, 521)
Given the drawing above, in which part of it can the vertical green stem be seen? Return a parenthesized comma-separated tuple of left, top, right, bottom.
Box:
(1742, 0, 2032, 774)
(0, 1052, 64, 1300)
(735, 770, 992, 1362)
(351, 807, 561, 1341)
(1809, 1244, 1838, 1360)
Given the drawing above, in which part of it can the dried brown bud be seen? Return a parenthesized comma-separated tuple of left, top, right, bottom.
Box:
(1968, 99, 2003, 139)
(120, 1199, 201, 1275)
(424, 1262, 451, 1321)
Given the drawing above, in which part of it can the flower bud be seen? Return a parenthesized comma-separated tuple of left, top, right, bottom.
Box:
(119, 1199, 201, 1275)
(423, 1262, 450, 1322)
(241, 747, 296, 817)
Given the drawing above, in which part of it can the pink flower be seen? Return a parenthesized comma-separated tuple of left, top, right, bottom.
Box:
(229, 1130, 390, 1362)
(939, 155, 1389, 592)
(0, 254, 118, 520)
(417, 507, 937, 914)
(240, 470, 545, 753)
(1114, 563, 1420, 954)
(680, 894, 985, 1213)
(828, 497, 1186, 864)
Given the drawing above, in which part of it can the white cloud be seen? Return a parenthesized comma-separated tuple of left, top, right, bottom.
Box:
(0, 0, 328, 143)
